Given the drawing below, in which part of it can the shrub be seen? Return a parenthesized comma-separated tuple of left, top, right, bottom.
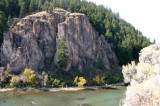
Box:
(10, 76, 21, 87)
(133, 63, 154, 84)
(123, 75, 160, 106)
(122, 61, 154, 85)
(74, 76, 78, 85)
(139, 44, 160, 65)
(46, 77, 61, 88)
(94, 75, 105, 85)
(60, 82, 66, 88)
(46, 77, 54, 87)
(23, 69, 36, 86)
(52, 79, 61, 87)
(122, 45, 160, 106)
(122, 61, 136, 83)
(0, 67, 11, 87)
(74, 76, 87, 87)
(122, 63, 159, 105)
(113, 75, 122, 83)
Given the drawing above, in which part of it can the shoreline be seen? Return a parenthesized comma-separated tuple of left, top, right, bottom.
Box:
(0, 82, 126, 92)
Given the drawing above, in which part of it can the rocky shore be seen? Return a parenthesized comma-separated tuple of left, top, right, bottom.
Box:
(0, 83, 126, 92)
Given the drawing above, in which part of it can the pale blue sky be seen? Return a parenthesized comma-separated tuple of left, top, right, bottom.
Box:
(88, 0, 160, 43)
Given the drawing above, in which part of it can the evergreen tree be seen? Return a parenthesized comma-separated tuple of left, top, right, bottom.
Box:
(29, 0, 36, 13)
(19, 1, 27, 18)
(8, 15, 11, 21)
(0, 11, 8, 42)
(57, 36, 68, 69)
(97, 55, 103, 69)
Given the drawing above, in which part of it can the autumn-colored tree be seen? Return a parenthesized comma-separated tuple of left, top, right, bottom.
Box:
(74, 76, 87, 87)
(10, 76, 20, 87)
(23, 69, 36, 86)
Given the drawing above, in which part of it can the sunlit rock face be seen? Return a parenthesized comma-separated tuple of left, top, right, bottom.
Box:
(0, 8, 118, 74)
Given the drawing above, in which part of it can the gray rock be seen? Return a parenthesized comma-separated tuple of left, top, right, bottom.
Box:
(0, 8, 118, 73)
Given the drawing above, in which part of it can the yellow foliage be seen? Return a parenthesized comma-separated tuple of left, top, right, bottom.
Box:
(23, 69, 36, 85)
(78, 77, 87, 87)
(10, 76, 20, 87)
(74, 76, 87, 87)
(94, 75, 105, 85)
(23, 69, 34, 76)
(74, 76, 78, 85)
(28, 74, 36, 85)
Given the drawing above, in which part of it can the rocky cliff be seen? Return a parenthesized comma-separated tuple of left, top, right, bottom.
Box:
(0, 8, 118, 74)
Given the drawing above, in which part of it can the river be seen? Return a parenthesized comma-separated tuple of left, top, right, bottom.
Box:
(0, 88, 126, 106)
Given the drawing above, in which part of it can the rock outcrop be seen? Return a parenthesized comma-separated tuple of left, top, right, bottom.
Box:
(0, 8, 118, 74)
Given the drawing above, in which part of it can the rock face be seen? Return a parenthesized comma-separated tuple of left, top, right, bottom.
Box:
(0, 8, 118, 74)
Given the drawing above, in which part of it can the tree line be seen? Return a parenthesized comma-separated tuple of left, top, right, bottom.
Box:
(0, 0, 151, 65)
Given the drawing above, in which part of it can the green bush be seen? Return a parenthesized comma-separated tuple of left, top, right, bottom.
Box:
(23, 69, 37, 86)
(46, 77, 54, 87)
(46, 77, 61, 88)
(113, 76, 122, 83)
(94, 75, 105, 85)
(10, 76, 21, 87)
(52, 79, 61, 87)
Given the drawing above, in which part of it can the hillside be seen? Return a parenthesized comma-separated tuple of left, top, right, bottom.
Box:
(0, 0, 151, 65)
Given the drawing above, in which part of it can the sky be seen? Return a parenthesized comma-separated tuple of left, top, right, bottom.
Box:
(88, 0, 160, 43)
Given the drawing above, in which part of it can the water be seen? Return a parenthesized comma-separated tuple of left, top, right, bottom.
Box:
(0, 88, 126, 106)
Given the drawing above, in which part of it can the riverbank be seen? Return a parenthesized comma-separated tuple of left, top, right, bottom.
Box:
(0, 82, 126, 92)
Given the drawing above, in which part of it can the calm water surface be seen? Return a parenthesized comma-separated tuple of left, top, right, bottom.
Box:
(0, 88, 126, 106)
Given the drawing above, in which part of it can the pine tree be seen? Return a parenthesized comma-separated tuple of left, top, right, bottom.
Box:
(0, 11, 8, 42)
(29, 0, 35, 13)
(57, 36, 68, 69)
(8, 15, 11, 21)
(97, 55, 103, 69)
(19, 1, 27, 18)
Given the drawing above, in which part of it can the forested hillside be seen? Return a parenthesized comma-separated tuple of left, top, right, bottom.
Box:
(0, 0, 151, 65)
